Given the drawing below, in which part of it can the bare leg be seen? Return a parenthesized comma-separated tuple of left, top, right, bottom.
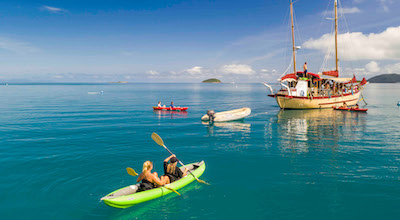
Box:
(161, 175, 170, 185)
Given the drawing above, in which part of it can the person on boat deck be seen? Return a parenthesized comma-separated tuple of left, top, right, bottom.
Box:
(160, 154, 188, 185)
(326, 83, 330, 90)
(136, 161, 164, 192)
(157, 101, 162, 107)
(170, 101, 175, 108)
(303, 62, 308, 77)
(342, 102, 348, 108)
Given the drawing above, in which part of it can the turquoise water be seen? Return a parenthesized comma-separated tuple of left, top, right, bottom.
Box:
(1, 83, 399, 219)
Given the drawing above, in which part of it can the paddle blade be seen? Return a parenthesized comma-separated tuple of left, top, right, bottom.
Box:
(164, 186, 181, 196)
(151, 132, 164, 146)
(126, 167, 138, 176)
(196, 179, 210, 185)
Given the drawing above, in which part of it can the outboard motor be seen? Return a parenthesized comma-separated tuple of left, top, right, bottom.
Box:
(206, 110, 215, 122)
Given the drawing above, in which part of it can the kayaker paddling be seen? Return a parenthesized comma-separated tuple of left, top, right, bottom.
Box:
(101, 133, 209, 208)
(170, 101, 175, 108)
(136, 161, 164, 192)
(102, 161, 206, 208)
(161, 154, 188, 184)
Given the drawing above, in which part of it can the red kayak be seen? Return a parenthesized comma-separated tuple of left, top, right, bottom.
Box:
(153, 106, 188, 111)
(332, 106, 368, 112)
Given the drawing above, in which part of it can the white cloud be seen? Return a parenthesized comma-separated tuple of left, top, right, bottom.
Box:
(344, 67, 366, 75)
(383, 62, 400, 73)
(185, 66, 203, 75)
(41, 6, 67, 13)
(344, 61, 400, 76)
(339, 7, 361, 14)
(260, 69, 269, 73)
(219, 64, 255, 75)
(365, 61, 380, 72)
(52, 75, 64, 79)
(303, 26, 400, 61)
(380, 0, 394, 12)
(146, 70, 159, 75)
(322, 7, 360, 16)
(0, 37, 40, 54)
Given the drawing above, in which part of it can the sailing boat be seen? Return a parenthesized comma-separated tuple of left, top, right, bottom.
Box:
(264, 0, 368, 109)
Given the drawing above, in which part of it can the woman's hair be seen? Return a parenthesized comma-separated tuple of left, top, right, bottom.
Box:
(167, 162, 177, 174)
(142, 161, 153, 173)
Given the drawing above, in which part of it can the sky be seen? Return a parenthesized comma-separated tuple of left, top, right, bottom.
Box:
(0, 0, 399, 83)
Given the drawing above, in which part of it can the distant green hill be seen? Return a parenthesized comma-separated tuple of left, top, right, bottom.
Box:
(368, 74, 400, 83)
(202, 78, 222, 83)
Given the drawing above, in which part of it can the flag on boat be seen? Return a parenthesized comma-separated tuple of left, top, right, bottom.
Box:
(360, 77, 367, 85)
(345, 75, 357, 84)
(351, 75, 357, 83)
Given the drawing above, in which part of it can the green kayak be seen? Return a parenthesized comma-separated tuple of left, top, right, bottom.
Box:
(101, 161, 206, 208)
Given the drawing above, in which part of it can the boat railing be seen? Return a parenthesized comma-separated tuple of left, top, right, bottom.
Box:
(309, 87, 360, 97)
(262, 83, 276, 95)
(280, 83, 293, 96)
(276, 86, 360, 98)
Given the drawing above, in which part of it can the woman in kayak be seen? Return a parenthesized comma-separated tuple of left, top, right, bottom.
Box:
(170, 101, 175, 108)
(157, 101, 162, 107)
(342, 102, 348, 108)
(161, 154, 188, 184)
(137, 161, 164, 192)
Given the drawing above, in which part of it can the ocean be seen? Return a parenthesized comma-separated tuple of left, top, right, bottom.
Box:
(1, 83, 399, 219)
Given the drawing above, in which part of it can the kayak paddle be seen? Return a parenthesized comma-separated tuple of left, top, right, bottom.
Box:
(151, 132, 210, 185)
(163, 186, 181, 196)
(126, 167, 138, 176)
(126, 167, 181, 196)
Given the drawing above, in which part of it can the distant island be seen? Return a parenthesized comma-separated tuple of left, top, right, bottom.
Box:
(110, 81, 128, 84)
(368, 74, 400, 83)
(202, 78, 222, 83)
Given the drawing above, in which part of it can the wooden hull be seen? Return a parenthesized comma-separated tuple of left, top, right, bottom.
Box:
(275, 91, 361, 109)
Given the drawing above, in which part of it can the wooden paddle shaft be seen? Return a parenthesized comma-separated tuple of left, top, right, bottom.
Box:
(162, 144, 198, 179)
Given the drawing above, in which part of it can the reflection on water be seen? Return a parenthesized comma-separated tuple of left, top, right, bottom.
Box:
(153, 110, 188, 119)
(266, 109, 367, 153)
(203, 121, 251, 136)
(104, 183, 204, 220)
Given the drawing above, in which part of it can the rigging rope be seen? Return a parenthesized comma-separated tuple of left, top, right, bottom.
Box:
(279, 58, 293, 79)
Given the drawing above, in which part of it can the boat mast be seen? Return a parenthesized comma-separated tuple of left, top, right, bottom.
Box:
(335, 0, 338, 73)
(290, 0, 296, 74)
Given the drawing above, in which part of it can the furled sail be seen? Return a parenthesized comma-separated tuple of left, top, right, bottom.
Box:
(322, 70, 339, 77)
